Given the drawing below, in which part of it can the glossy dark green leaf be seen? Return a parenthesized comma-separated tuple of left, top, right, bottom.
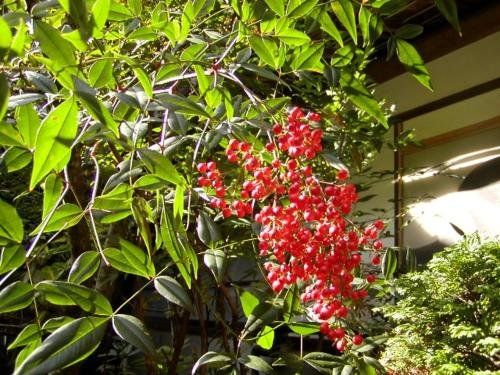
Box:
(395, 24, 424, 39)
(156, 93, 210, 118)
(32, 203, 84, 234)
(89, 59, 114, 88)
(0, 197, 24, 245)
(192, 351, 232, 375)
(0, 281, 34, 313)
(358, 6, 372, 46)
(42, 316, 75, 333)
(256, 325, 275, 350)
(382, 247, 397, 279)
(396, 39, 433, 90)
(339, 71, 388, 127)
(239, 355, 274, 373)
(15, 104, 40, 149)
(138, 149, 186, 187)
(303, 352, 345, 372)
(154, 275, 192, 312)
(0, 244, 25, 275)
(204, 249, 226, 285)
(112, 314, 156, 355)
(283, 285, 300, 322)
(249, 36, 278, 69)
(14, 316, 108, 375)
(103, 239, 155, 278)
(0, 147, 31, 173)
(331, 0, 357, 43)
(34, 21, 76, 68)
(36, 281, 113, 315)
(435, 0, 460, 33)
(8, 324, 41, 350)
(30, 98, 78, 190)
(68, 251, 100, 284)
(331, 45, 354, 67)
(0, 74, 9, 122)
(74, 78, 119, 137)
(197, 212, 221, 246)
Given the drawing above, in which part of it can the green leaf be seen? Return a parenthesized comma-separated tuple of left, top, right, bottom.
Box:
(89, 59, 114, 88)
(0, 123, 24, 147)
(154, 276, 192, 312)
(435, 0, 460, 34)
(287, 0, 318, 18)
(0, 74, 9, 122)
(275, 28, 310, 46)
(264, 0, 285, 16)
(197, 212, 221, 246)
(204, 249, 226, 285)
(395, 24, 424, 40)
(74, 78, 119, 136)
(160, 206, 194, 288)
(57, 0, 89, 36)
(128, 0, 143, 16)
(8, 324, 41, 350)
(15, 104, 39, 149)
(0, 244, 25, 275)
(239, 355, 274, 373)
(132, 66, 153, 98)
(90, 0, 111, 34)
(256, 325, 275, 350)
(358, 6, 372, 46)
(108, 1, 134, 21)
(317, 10, 343, 46)
(42, 174, 64, 219)
(382, 247, 397, 279)
(331, 44, 354, 67)
(156, 93, 210, 118)
(0, 197, 24, 245)
(396, 39, 433, 90)
(243, 303, 276, 335)
(131, 197, 153, 255)
(0, 17, 13, 57)
(290, 43, 324, 72)
(239, 290, 260, 318)
(173, 185, 185, 225)
(42, 317, 75, 333)
(36, 281, 113, 315)
(103, 239, 155, 278)
(192, 352, 232, 374)
(112, 314, 156, 356)
(137, 149, 186, 187)
(288, 322, 319, 335)
(303, 352, 345, 372)
(68, 251, 100, 284)
(33, 21, 76, 68)
(339, 71, 388, 127)
(33, 203, 84, 234)
(93, 183, 133, 222)
(14, 316, 108, 375)
(0, 281, 34, 313)
(30, 98, 78, 190)
(283, 285, 300, 322)
(331, 0, 357, 43)
(249, 36, 278, 69)
(10, 19, 27, 57)
(0, 147, 31, 173)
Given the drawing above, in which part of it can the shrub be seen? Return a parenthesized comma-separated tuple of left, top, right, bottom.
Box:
(379, 235, 500, 374)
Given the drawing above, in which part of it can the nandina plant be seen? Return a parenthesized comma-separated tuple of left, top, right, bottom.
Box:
(0, 0, 460, 374)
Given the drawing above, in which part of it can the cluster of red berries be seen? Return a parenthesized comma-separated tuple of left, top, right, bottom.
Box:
(197, 107, 384, 351)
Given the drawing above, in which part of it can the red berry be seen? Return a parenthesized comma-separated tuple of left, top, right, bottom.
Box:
(352, 335, 363, 346)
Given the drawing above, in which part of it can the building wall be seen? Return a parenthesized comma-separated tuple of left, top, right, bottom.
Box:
(359, 31, 500, 255)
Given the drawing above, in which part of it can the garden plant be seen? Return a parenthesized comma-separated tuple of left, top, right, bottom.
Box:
(0, 0, 461, 373)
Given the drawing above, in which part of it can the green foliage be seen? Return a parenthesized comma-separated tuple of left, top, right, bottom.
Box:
(0, 0, 461, 372)
(380, 236, 500, 374)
